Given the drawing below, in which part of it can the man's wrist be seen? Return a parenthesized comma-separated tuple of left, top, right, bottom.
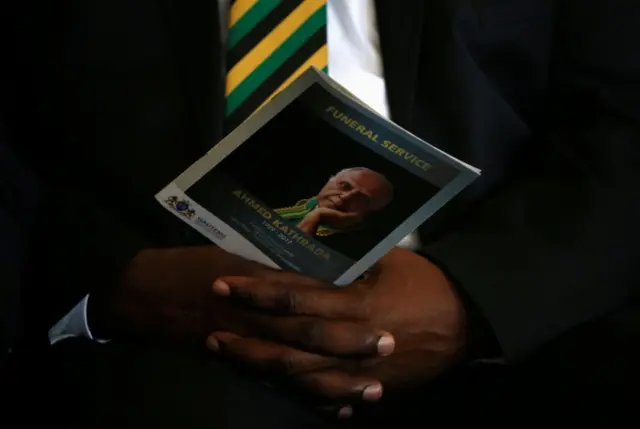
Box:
(85, 250, 149, 340)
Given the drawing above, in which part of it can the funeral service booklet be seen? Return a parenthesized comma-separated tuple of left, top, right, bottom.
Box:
(156, 67, 480, 286)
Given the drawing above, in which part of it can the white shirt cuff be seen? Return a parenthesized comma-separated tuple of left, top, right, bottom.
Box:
(48, 294, 110, 345)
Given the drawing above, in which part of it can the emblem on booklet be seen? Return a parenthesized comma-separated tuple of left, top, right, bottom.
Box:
(165, 196, 196, 219)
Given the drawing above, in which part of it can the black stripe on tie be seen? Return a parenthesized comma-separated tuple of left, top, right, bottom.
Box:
(227, 0, 302, 70)
(224, 25, 326, 133)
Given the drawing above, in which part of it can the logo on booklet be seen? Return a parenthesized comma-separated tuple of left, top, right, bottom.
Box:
(165, 196, 196, 219)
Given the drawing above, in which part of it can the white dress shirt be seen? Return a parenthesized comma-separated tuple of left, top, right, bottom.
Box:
(48, 0, 419, 344)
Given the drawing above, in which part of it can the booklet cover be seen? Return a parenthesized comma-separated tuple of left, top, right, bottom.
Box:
(156, 67, 480, 286)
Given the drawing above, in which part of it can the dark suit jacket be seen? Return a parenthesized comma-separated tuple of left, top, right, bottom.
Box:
(0, 127, 41, 364)
(1, 0, 638, 373)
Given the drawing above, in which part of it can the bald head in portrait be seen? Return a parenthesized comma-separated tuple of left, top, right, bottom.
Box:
(275, 167, 394, 239)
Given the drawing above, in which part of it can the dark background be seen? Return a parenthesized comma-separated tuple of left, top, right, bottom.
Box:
(190, 93, 439, 260)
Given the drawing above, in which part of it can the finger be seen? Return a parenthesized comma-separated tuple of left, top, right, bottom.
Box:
(338, 211, 360, 220)
(208, 333, 383, 403)
(212, 276, 363, 319)
(354, 351, 445, 392)
(250, 316, 395, 357)
(317, 405, 354, 420)
(319, 207, 357, 219)
(208, 331, 339, 375)
(294, 369, 384, 403)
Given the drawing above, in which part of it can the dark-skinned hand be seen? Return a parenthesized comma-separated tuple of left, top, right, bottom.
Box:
(88, 244, 388, 350)
(205, 247, 468, 418)
(88, 245, 274, 343)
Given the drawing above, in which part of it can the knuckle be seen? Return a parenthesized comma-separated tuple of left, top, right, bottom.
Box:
(352, 293, 372, 319)
(299, 372, 343, 399)
(271, 353, 298, 376)
(235, 287, 262, 306)
(299, 319, 326, 350)
(287, 291, 302, 313)
(272, 290, 300, 314)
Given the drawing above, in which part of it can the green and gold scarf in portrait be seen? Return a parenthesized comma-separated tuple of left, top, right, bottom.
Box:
(274, 197, 341, 237)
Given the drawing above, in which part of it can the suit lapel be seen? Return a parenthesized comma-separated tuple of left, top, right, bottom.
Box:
(375, 0, 424, 129)
(416, 1, 534, 186)
(162, 0, 226, 152)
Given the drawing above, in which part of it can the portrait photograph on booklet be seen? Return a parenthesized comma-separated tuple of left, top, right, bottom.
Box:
(156, 68, 479, 285)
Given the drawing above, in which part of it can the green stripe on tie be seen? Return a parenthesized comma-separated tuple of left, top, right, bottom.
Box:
(225, 4, 327, 116)
(228, 1, 280, 49)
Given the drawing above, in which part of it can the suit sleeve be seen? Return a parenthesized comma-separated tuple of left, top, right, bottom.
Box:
(22, 180, 147, 337)
(1, 54, 147, 338)
(1, 1, 201, 337)
(421, 1, 640, 361)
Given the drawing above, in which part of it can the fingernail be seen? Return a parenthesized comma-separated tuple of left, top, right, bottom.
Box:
(337, 406, 353, 419)
(212, 280, 230, 296)
(377, 334, 395, 356)
(362, 384, 383, 402)
(206, 336, 219, 351)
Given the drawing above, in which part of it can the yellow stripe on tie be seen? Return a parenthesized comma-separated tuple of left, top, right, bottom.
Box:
(229, 0, 258, 27)
(225, 0, 325, 96)
(255, 44, 328, 112)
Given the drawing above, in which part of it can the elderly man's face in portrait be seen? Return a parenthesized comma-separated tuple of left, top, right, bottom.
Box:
(316, 168, 393, 223)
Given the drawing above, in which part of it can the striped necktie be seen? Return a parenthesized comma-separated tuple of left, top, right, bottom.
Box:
(224, 0, 328, 133)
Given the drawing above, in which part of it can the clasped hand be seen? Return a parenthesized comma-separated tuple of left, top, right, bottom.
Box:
(206, 248, 467, 416)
